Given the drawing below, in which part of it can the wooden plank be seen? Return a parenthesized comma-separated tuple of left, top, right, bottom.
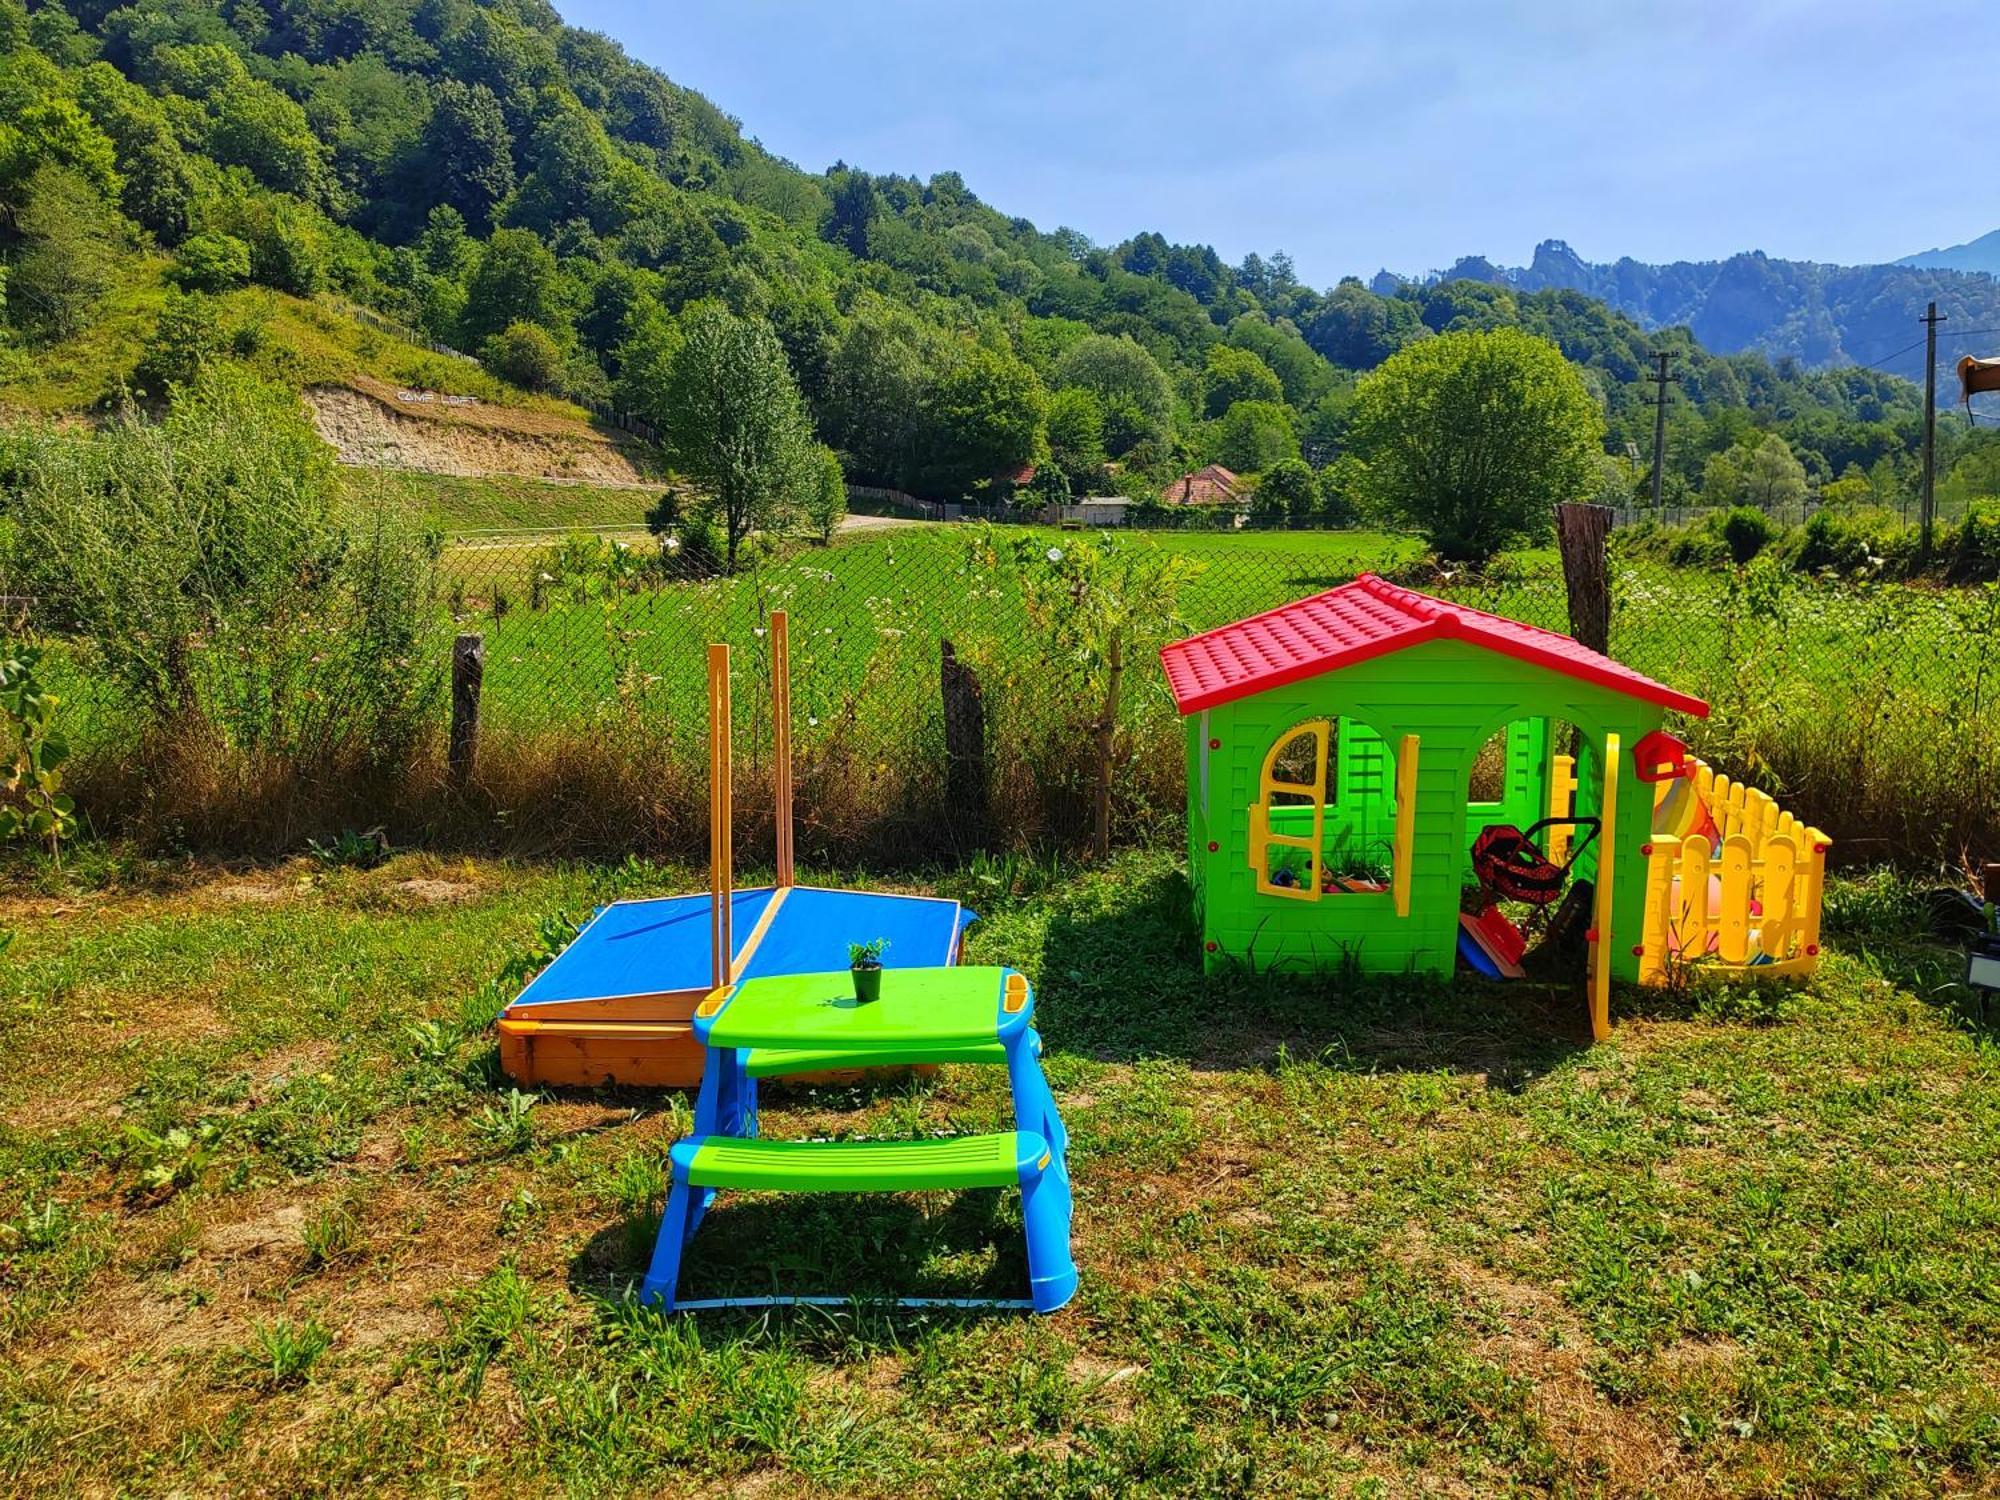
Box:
(709, 643, 733, 991)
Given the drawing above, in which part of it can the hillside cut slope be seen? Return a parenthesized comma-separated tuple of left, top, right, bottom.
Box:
(306, 379, 655, 487)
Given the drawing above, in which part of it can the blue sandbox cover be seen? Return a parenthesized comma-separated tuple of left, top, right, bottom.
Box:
(509, 886, 973, 1009)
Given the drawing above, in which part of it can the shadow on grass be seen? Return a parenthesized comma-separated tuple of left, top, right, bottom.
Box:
(1023, 864, 1592, 1086)
(567, 1186, 1037, 1314)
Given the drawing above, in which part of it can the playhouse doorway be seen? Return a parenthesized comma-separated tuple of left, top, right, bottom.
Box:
(1460, 716, 1598, 979)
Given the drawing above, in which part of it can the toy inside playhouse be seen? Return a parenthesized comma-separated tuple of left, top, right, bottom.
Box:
(1162, 574, 1831, 1039)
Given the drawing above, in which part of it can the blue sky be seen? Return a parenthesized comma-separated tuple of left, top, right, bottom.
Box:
(554, 1, 1995, 288)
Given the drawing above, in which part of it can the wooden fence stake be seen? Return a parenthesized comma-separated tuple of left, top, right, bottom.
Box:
(1556, 502, 1612, 654)
(940, 639, 988, 849)
(449, 632, 484, 788)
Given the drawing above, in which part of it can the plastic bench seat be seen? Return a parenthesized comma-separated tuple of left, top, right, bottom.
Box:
(675, 1131, 1046, 1193)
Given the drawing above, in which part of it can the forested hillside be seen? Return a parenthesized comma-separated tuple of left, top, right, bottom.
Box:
(1417, 238, 2000, 384)
(0, 0, 1970, 512)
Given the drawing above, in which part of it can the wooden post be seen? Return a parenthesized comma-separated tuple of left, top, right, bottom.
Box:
(708, 644, 732, 992)
(940, 639, 988, 849)
(448, 632, 484, 788)
(1556, 503, 1612, 654)
(770, 611, 794, 887)
(1092, 631, 1124, 861)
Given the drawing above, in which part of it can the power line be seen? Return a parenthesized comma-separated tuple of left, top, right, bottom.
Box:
(1850, 337, 1925, 374)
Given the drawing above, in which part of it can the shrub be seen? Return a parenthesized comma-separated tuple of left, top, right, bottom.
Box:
(4, 366, 443, 778)
(1667, 527, 1729, 569)
(481, 321, 564, 393)
(135, 289, 226, 394)
(1943, 500, 2000, 583)
(1717, 506, 1776, 565)
(170, 231, 251, 292)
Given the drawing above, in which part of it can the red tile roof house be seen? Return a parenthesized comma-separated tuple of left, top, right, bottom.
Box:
(1163, 464, 1243, 507)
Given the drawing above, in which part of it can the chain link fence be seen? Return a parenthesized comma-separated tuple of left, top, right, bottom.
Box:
(32, 519, 2000, 865)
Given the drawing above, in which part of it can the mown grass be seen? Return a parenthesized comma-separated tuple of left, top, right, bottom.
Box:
(355, 470, 657, 534)
(0, 848, 1995, 1495)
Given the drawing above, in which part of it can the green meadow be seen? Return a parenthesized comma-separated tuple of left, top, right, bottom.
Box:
(0, 849, 1994, 1495)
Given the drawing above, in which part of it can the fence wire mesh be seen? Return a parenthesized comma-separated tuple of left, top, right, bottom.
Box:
(29, 520, 2000, 865)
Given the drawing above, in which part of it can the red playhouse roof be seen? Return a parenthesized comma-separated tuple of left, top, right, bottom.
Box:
(1159, 573, 1709, 718)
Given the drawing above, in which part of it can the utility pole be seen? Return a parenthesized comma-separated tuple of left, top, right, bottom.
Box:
(1921, 301, 1945, 560)
(1645, 351, 1678, 512)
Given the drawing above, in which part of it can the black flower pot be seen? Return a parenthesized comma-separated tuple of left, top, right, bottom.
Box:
(852, 964, 883, 1003)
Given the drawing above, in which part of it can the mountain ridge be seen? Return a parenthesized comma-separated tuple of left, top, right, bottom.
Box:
(1382, 238, 2000, 381)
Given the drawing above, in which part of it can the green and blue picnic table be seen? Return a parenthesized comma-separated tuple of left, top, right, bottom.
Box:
(641, 965, 1077, 1313)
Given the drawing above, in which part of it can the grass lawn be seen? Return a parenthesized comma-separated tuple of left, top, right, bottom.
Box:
(365, 470, 658, 535)
(1, 848, 1995, 1496)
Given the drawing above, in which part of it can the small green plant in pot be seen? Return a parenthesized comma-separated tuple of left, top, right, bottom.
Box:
(849, 938, 889, 1003)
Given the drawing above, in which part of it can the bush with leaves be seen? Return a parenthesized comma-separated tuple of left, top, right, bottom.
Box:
(1717, 505, 1777, 565)
(6, 365, 443, 774)
(169, 230, 251, 292)
(0, 643, 76, 856)
(642, 489, 723, 578)
(481, 320, 564, 393)
(134, 289, 225, 394)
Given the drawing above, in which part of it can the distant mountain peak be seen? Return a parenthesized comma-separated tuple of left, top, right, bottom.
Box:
(1407, 241, 2000, 381)
(1895, 228, 2000, 278)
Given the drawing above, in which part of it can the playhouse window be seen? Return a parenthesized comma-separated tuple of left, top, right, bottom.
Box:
(1250, 719, 1398, 901)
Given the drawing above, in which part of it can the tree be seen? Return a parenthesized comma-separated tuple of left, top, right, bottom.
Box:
(135, 289, 225, 393)
(656, 302, 817, 571)
(821, 298, 932, 486)
(1045, 386, 1107, 488)
(1703, 432, 1807, 513)
(800, 446, 847, 543)
(823, 168, 877, 257)
(412, 79, 515, 231)
(482, 321, 564, 392)
(1213, 400, 1299, 473)
(1202, 344, 1283, 418)
(1347, 327, 1603, 561)
(461, 228, 566, 343)
(8, 165, 119, 343)
(1259, 457, 1319, 528)
(1305, 279, 1426, 370)
(1053, 334, 1174, 453)
(1225, 313, 1335, 406)
(911, 343, 1045, 497)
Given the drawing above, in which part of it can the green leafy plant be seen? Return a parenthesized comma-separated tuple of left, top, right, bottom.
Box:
(302, 1204, 361, 1268)
(0, 643, 77, 858)
(847, 937, 888, 969)
(307, 827, 390, 870)
(241, 1316, 332, 1388)
(472, 1089, 538, 1156)
(123, 1120, 226, 1196)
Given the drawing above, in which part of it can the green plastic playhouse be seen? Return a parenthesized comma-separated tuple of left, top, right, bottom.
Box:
(1160, 574, 1710, 1023)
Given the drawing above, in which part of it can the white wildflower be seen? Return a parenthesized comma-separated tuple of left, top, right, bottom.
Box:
(1046, 546, 1064, 563)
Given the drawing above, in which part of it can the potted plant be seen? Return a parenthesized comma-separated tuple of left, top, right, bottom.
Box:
(848, 938, 889, 1003)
